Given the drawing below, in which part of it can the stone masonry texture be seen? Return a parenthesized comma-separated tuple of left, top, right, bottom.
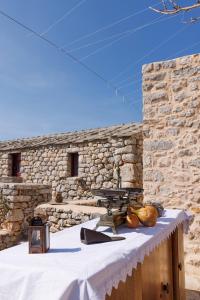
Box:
(0, 123, 143, 202)
(34, 202, 104, 233)
(143, 53, 200, 291)
(0, 183, 51, 250)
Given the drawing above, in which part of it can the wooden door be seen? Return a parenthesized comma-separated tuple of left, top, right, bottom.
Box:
(172, 225, 186, 300)
(106, 264, 142, 300)
(141, 238, 174, 300)
(105, 225, 185, 300)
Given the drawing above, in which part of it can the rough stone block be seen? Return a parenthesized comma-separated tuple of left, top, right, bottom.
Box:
(122, 154, 137, 163)
(143, 72, 166, 82)
(189, 159, 200, 168)
(144, 92, 168, 103)
(120, 163, 136, 182)
(121, 182, 135, 188)
(115, 145, 133, 155)
(7, 209, 24, 222)
(144, 140, 174, 151)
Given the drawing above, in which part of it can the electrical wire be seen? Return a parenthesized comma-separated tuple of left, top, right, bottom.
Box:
(67, 31, 126, 53)
(124, 86, 142, 98)
(165, 39, 200, 59)
(118, 79, 142, 90)
(110, 21, 188, 82)
(116, 25, 188, 92)
(117, 26, 193, 99)
(79, 15, 176, 61)
(120, 27, 196, 99)
(66, 15, 164, 53)
(125, 43, 200, 105)
(62, 3, 159, 48)
(114, 74, 137, 86)
(0, 9, 124, 101)
(1, 8, 194, 106)
(115, 73, 140, 86)
(40, 0, 87, 36)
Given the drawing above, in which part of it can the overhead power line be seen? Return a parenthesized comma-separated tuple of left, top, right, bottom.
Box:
(123, 37, 200, 100)
(0, 9, 127, 102)
(64, 17, 164, 53)
(67, 32, 125, 53)
(80, 15, 177, 61)
(111, 19, 188, 82)
(124, 86, 142, 98)
(115, 74, 137, 86)
(40, 0, 87, 36)
(118, 79, 142, 90)
(62, 3, 159, 48)
(115, 24, 189, 98)
(166, 39, 200, 59)
(66, 16, 163, 53)
(116, 27, 187, 90)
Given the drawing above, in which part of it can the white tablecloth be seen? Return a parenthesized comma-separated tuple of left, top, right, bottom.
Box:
(0, 209, 188, 300)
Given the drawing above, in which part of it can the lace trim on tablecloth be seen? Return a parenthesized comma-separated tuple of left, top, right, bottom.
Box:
(92, 210, 189, 300)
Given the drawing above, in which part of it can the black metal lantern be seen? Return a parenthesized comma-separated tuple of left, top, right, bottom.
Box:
(28, 217, 50, 254)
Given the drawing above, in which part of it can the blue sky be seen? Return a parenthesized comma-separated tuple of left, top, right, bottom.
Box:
(0, 0, 199, 140)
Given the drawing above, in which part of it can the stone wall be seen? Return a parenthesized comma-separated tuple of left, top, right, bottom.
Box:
(0, 230, 16, 251)
(35, 201, 105, 233)
(142, 53, 200, 291)
(0, 183, 51, 250)
(0, 134, 143, 202)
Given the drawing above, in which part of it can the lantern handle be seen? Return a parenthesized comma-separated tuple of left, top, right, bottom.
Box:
(30, 217, 43, 226)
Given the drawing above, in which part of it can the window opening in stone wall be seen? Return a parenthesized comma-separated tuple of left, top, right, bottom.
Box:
(10, 153, 21, 177)
(69, 153, 79, 177)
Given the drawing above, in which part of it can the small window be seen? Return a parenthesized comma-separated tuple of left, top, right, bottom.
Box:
(10, 153, 21, 177)
(69, 153, 79, 177)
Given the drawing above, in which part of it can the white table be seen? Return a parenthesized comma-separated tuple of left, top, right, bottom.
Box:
(0, 209, 188, 300)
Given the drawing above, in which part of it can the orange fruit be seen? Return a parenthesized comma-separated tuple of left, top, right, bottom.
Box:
(132, 206, 157, 227)
(144, 205, 159, 218)
(126, 214, 140, 228)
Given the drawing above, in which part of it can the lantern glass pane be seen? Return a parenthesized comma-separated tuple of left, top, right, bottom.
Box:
(31, 229, 41, 247)
(45, 224, 50, 250)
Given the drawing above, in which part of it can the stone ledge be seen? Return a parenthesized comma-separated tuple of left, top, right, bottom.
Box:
(35, 201, 106, 233)
(37, 201, 106, 215)
(0, 176, 23, 183)
(0, 182, 51, 189)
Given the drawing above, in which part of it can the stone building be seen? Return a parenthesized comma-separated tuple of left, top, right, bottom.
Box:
(0, 123, 143, 203)
(142, 53, 200, 291)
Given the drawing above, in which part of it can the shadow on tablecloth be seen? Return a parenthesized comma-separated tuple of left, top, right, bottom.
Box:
(47, 247, 81, 253)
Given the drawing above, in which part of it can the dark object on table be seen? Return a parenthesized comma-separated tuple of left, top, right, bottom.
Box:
(80, 227, 125, 245)
(92, 188, 143, 234)
(28, 217, 50, 254)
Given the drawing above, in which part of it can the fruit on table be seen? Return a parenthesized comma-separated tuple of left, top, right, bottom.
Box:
(132, 206, 157, 227)
(144, 205, 159, 218)
(126, 214, 140, 228)
(144, 201, 164, 217)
